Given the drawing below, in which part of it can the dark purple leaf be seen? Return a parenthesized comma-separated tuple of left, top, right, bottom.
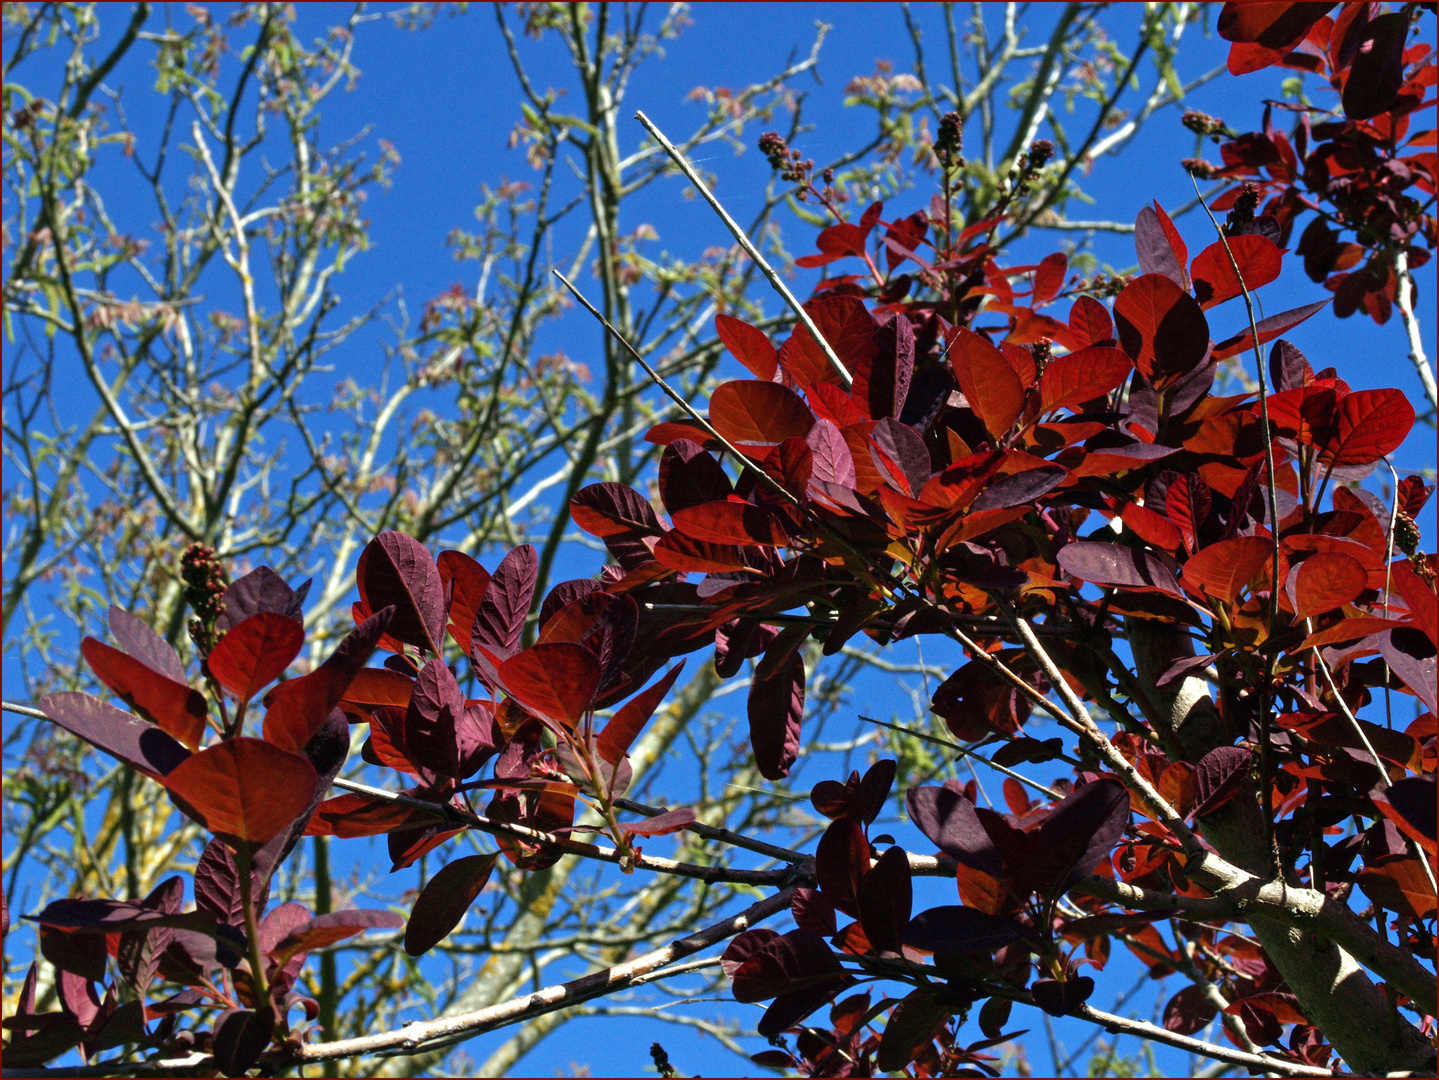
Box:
(791, 888, 837, 935)
(194, 839, 268, 931)
(216, 567, 309, 633)
(869, 417, 931, 497)
(117, 877, 184, 999)
(991, 737, 1065, 767)
(619, 807, 695, 836)
(37, 692, 190, 777)
(858, 759, 897, 824)
(854, 314, 915, 420)
(472, 545, 539, 662)
(1194, 745, 1253, 817)
(816, 818, 869, 918)
(1382, 776, 1437, 846)
(970, 466, 1067, 511)
(1026, 778, 1130, 896)
(1212, 300, 1327, 360)
(1134, 206, 1188, 291)
(1268, 340, 1314, 393)
(40, 926, 108, 982)
(404, 659, 468, 778)
(1031, 977, 1095, 1016)
(31, 898, 215, 936)
(877, 988, 951, 1072)
(659, 440, 733, 515)
(358, 532, 445, 653)
(106, 606, 187, 684)
(858, 846, 911, 955)
(213, 1005, 275, 1078)
(758, 976, 855, 1040)
(748, 644, 804, 781)
(1164, 984, 1219, 1035)
(904, 785, 1001, 876)
(730, 927, 845, 1003)
(1343, 12, 1408, 120)
(1056, 542, 1183, 597)
(1377, 628, 1438, 717)
(538, 579, 602, 630)
(903, 906, 1027, 953)
(268, 909, 403, 971)
(404, 853, 499, 957)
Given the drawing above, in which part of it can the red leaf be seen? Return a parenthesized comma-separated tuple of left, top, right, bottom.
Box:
(1291, 552, 1367, 621)
(597, 661, 686, 765)
(1038, 345, 1132, 414)
(949, 327, 1025, 440)
(262, 607, 393, 752)
(437, 551, 490, 654)
(1182, 536, 1273, 605)
(1357, 857, 1437, 916)
(304, 793, 417, 838)
(709, 380, 815, 451)
(1318, 388, 1414, 468)
(671, 500, 789, 546)
(1217, 2, 1337, 48)
(1069, 296, 1114, 348)
(206, 613, 304, 705)
(777, 296, 876, 387)
(1191, 235, 1284, 310)
(1118, 502, 1185, 554)
(495, 643, 599, 730)
(796, 222, 869, 267)
(651, 531, 752, 574)
(1032, 252, 1067, 306)
(335, 667, 416, 726)
(81, 639, 208, 750)
(162, 738, 317, 848)
(1113, 274, 1210, 390)
(1265, 384, 1338, 447)
(715, 313, 778, 381)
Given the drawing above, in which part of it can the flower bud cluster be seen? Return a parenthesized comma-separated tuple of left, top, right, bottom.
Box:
(758, 131, 814, 185)
(181, 542, 228, 655)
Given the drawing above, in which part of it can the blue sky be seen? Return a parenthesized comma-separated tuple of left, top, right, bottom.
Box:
(4, 3, 1436, 1077)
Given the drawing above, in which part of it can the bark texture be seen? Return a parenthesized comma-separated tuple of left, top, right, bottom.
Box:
(1128, 622, 1436, 1076)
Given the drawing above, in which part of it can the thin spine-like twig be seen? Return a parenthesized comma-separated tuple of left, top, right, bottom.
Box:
(1190, 173, 1283, 842)
(633, 110, 853, 388)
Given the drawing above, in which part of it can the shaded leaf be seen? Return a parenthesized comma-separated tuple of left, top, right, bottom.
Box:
(1056, 542, 1183, 597)
(903, 906, 1026, 953)
(404, 854, 499, 957)
(858, 846, 911, 955)
(597, 661, 686, 765)
(1031, 977, 1095, 1016)
(877, 988, 951, 1072)
(107, 606, 187, 684)
(471, 545, 538, 660)
(1135, 204, 1189, 291)
(749, 645, 804, 781)
(80, 640, 207, 750)
(1113, 274, 1210, 390)
(1194, 745, 1253, 817)
(213, 1006, 275, 1078)
(1211, 300, 1328, 360)
(37, 691, 190, 777)
(1342, 12, 1408, 120)
(904, 786, 1000, 876)
(672, 500, 788, 547)
(216, 568, 308, 634)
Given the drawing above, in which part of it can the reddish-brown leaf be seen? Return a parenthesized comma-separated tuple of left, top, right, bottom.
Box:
(1190, 235, 1284, 309)
(597, 661, 686, 765)
(1318, 388, 1414, 468)
(1032, 252, 1067, 306)
(1217, 2, 1337, 48)
(356, 533, 445, 654)
(1113, 273, 1210, 390)
(715, 313, 778, 380)
(437, 551, 490, 653)
(777, 295, 876, 387)
(671, 501, 789, 547)
(495, 644, 600, 730)
(403, 853, 498, 957)
(81, 639, 208, 750)
(206, 613, 304, 705)
(1068, 296, 1114, 347)
(1291, 552, 1367, 621)
(1038, 346, 1132, 415)
(709, 380, 815, 451)
(949, 327, 1026, 439)
(1181, 537, 1272, 605)
(162, 738, 317, 848)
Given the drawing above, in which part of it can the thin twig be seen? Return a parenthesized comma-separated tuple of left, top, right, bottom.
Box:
(633, 110, 852, 387)
(1393, 247, 1437, 411)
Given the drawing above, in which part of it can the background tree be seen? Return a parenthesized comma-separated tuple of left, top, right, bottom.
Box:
(3, 3, 1434, 1077)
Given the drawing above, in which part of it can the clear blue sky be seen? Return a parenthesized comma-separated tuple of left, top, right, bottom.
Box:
(4, 3, 1435, 1077)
